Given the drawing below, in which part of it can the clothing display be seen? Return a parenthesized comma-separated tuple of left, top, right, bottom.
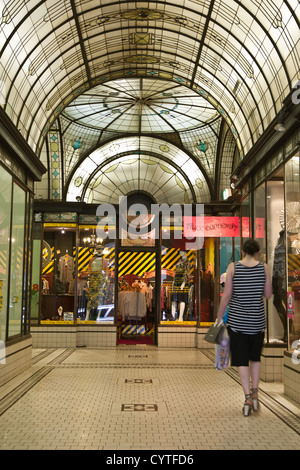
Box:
(272, 231, 287, 340)
(42, 278, 49, 294)
(58, 254, 74, 283)
(171, 257, 190, 303)
(118, 291, 147, 320)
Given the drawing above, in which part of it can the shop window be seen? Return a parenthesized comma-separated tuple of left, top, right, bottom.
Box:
(160, 241, 197, 323)
(41, 226, 76, 323)
(241, 193, 252, 240)
(254, 183, 266, 257)
(285, 154, 300, 350)
(0, 166, 12, 342)
(77, 228, 115, 323)
(266, 172, 286, 343)
(8, 183, 26, 338)
(31, 223, 42, 325)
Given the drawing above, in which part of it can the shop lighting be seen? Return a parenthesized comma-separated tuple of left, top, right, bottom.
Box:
(274, 108, 286, 132)
(83, 230, 103, 256)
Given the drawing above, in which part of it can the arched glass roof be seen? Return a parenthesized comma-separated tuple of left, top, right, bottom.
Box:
(66, 136, 211, 204)
(0, 0, 299, 203)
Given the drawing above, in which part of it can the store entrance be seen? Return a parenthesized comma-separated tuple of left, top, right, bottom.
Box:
(117, 250, 157, 345)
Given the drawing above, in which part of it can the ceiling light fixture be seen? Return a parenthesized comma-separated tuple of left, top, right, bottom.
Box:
(274, 108, 286, 132)
(83, 230, 103, 256)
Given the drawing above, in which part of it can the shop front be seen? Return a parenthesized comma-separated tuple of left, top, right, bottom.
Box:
(0, 109, 46, 386)
(30, 202, 241, 349)
(234, 116, 300, 398)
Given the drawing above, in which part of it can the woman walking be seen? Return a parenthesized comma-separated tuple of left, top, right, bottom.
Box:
(217, 238, 272, 416)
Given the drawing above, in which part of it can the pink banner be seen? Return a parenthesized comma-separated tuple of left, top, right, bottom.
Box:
(184, 216, 240, 238)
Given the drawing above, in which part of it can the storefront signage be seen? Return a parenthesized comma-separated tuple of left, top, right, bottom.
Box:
(184, 216, 240, 238)
(287, 291, 295, 319)
(240, 217, 265, 238)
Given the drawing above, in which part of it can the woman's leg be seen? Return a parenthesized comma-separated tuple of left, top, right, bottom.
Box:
(238, 366, 251, 395)
(250, 361, 261, 390)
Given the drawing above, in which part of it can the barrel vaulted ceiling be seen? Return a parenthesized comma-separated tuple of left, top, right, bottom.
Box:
(0, 0, 299, 204)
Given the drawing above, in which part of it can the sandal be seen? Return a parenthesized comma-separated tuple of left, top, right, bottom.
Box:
(251, 388, 259, 411)
(243, 394, 253, 416)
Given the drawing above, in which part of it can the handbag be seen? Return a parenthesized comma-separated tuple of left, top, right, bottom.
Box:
(204, 320, 225, 344)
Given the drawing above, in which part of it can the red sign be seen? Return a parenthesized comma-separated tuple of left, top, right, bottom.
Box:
(184, 216, 240, 238)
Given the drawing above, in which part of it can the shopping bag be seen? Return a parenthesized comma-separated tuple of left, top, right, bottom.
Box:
(223, 306, 229, 323)
(215, 327, 230, 370)
(204, 320, 225, 344)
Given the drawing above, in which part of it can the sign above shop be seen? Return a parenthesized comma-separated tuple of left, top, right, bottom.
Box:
(184, 216, 240, 238)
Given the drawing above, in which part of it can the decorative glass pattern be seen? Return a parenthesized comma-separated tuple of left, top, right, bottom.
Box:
(67, 136, 211, 204)
(0, 0, 298, 201)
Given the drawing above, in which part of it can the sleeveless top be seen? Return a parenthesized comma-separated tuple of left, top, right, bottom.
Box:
(227, 262, 266, 334)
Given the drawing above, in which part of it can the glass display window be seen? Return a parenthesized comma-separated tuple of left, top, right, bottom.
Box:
(254, 183, 266, 260)
(77, 227, 115, 323)
(8, 182, 26, 337)
(266, 170, 287, 343)
(0, 165, 12, 342)
(117, 250, 156, 342)
(285, 154, 300, 351)
(41, 225, 76, 323)
(160, 220, 197, 324)
(241, 193, 252, 241)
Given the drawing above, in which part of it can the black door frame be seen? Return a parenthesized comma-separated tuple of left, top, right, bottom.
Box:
(114, 214, 162, 345)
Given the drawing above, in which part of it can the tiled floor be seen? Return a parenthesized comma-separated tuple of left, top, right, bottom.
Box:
(0, 345, 299, 451)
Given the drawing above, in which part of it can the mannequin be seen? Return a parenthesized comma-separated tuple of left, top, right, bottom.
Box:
(272, 230, 287, 341)
(171, 251, 190, 321)
(58, 250, 74, 283)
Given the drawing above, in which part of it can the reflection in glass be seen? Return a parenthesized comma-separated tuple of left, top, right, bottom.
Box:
(77, 231, 115, 323)
(160, 229, 196, 323)
(41, 228, 76, 322)
(8, 183, 25, 337)
(266, 177, 287, 343)
(0, 166, 12, 342)
(285, 155, 300, 350)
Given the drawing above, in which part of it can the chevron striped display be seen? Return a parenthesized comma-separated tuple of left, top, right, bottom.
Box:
(121, 324, 154, 336)
(41, 246, 196, 276)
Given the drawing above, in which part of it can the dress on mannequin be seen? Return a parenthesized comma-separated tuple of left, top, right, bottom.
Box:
(171, 252, 190, 321)
(58, 253, 74, 283)
(272, 230, 287, 341)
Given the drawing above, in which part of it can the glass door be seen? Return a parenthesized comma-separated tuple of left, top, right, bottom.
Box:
(117, 249, 156, 344)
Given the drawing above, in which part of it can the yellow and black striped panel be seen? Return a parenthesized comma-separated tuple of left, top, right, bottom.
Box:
(40, 245, 195, 277)
(0, 249, 8, 274)
(42, 246, 54, 275)
(288, 254, 300, 271)
(122, 324, 154, 336)
(0, 247, 24, 274)
(75, 246, 94, 272)
(117, 249, 196, 277)
(118, 251, 156, 277)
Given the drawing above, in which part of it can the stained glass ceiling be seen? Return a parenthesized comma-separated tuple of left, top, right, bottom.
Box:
(0, 0, 299, 204)
(63, 78, 218, 134)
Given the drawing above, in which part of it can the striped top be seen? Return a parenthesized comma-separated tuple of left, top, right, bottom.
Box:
(227, 261, 266, 334)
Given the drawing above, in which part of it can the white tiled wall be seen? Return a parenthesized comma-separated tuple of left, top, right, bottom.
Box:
(0, 337, 32, 386)
(260, 346, 285, 382)
(31, 326, 77, 348)
(77, 326, 117, 347)
(31, 325, 117, 348)
(157, 326, 197, 347)
(284, 352, 300, 404)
